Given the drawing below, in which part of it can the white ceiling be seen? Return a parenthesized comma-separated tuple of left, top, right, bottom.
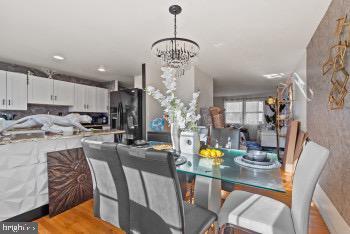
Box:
(0, 0, 331, 94)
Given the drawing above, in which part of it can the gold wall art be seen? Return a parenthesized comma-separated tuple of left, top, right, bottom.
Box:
(322, 15, 350, 110)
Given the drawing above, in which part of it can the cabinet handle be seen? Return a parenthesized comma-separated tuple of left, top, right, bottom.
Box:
(8, 100, 10, 106)
(84, 104, 86, 109)
(55, 96, 57, 100)
(87, 104, 89, 109)
(50, 95, 53, 100)
(2, 99, 5, 106)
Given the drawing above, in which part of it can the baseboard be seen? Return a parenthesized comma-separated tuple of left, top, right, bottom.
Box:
(313, 184, 350, 233)
(4, 205, 49, 222)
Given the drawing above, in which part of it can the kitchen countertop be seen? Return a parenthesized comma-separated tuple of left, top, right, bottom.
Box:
(0, 129, 125, 145)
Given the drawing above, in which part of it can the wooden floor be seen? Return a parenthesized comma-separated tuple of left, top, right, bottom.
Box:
(35, 171, 329, 234)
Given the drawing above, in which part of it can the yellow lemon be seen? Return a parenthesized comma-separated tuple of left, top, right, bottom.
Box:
(202, 150, 210, 157)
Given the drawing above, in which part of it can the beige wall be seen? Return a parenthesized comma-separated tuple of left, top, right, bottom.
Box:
(293, 51, 308, 131)
(134, 75, 142, 89)
(194, 68, 214, 108)
(175, 67, 195, 104)
(145, 63, 163, 131)
(307, 0, 350, 225)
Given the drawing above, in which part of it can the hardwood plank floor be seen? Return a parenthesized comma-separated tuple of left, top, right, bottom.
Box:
(35, 170, 329, 234)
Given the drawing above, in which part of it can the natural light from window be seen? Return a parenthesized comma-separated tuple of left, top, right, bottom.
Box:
(224, 100, 264, 125)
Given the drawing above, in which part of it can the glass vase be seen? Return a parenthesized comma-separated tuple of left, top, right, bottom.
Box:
(170, 123, 181, 155)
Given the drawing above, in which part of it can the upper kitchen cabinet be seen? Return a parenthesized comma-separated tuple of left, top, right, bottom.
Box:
(70, 83, 85, 112)
(84, 85, 97, 112)
(69, 84, 108, 113)
(0, 70, 6, 109)
(96, 87, 109, 113)
(28, 75, 54, 105)
(53, 80, 74, 106)
(28, 76, 74, 106)
(2, 71, 27, 110)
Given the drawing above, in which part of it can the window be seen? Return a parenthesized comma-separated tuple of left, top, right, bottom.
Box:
(224, 99, 265, 125)
(245, 101, 264, 125)
(224, 101, 243, 124)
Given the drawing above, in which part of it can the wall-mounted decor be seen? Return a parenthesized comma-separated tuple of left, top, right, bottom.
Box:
(322, 15, 350, 110)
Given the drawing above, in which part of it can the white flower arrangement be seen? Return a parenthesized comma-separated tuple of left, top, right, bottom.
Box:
(146, 67, 201, 131)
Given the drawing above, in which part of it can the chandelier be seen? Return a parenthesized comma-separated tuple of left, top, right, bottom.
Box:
(151, 5, 200, 74)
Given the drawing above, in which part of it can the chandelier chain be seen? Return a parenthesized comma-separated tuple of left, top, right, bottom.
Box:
(174, 14, 177, 38)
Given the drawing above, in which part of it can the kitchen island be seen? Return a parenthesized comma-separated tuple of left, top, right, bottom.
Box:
(0, 129, 124, 221)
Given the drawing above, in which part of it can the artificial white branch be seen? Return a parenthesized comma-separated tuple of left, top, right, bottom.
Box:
(146, 67, 201, 131)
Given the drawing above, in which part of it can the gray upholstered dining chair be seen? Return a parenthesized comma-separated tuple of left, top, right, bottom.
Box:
(210, 128, 240, 149)
(210, 128, 240, 192)
(81, 138, 130, 233)
(116, 144, 217, 234)
(218, 141, 329, 234)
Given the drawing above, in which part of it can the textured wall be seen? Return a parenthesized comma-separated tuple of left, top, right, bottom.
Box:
(307, 0, 350, 225)
(0, 61, 110, 119)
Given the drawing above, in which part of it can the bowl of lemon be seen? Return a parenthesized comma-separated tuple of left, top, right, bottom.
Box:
(199, 148, 224, 158)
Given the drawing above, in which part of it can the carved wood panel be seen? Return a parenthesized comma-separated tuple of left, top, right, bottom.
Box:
(47, 147, 93, 217)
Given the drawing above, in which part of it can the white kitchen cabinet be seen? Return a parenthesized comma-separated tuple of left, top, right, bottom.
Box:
(70, 84, 86, 112)
(69, 85, 108, 113)
(69, 84, 96, 112)
(84, 85, 96, 112)
(0, 71, 6, 109)
(28, 75, 54, 105)
(28, 76, 74, 106)
(5, 72, 27, 110)
(96, 87, 109, 113)
(53, 80, 74, 106)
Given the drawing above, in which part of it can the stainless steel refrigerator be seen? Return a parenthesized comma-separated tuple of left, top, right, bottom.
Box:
(110, 88, 144, 144)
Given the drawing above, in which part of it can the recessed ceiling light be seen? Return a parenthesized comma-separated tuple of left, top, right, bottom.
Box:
(97, 66, 106, 72)
(263, 73, 286, 79)
(53, 55, 65, 61)
(213, 42, 224, 48)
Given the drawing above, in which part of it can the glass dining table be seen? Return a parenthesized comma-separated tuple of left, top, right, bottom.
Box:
(175, 148, 285, 214)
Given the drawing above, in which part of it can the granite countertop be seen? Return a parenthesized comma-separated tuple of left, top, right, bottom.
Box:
(0, 129, 125, 145)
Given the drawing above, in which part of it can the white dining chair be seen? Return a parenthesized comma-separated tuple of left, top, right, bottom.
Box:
(218, 141, 329, 234)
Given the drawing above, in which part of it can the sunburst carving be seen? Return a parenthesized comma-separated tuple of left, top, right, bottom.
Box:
(47, 148, 93, 217)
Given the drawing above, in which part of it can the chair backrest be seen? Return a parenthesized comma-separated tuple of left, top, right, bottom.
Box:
(210, 128, 240, 149)
(117, 144, 185, 234)
(81, 138, 130, 232)
(291, 141, 329, 234)
(209, 106, 225, 128)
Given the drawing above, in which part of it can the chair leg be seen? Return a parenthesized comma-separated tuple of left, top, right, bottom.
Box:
(219, 223, 228, 234)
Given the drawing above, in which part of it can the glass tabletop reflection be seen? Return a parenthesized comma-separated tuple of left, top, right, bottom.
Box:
(176, 149, 285, 192)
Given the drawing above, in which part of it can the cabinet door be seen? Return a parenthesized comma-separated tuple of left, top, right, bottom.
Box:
(53, 80, 74, 106)
(96, 87, 109, 113)
(6, 72, 27, 110)
(0, 70, 6, 109)
(69, 83, 85, 112)
(84, 86, 96, 112)
(28, 75, 54, 104)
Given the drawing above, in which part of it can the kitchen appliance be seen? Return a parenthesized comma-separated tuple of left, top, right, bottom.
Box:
(110, 88, 144, 144)
(80, 113, 108, 130)
(91, 113, 108, 125)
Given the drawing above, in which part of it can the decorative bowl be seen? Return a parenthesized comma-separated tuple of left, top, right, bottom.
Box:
(246, 150, 267, 162)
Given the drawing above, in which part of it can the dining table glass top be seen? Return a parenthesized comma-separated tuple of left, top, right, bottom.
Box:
(176, 148, 285, 192)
